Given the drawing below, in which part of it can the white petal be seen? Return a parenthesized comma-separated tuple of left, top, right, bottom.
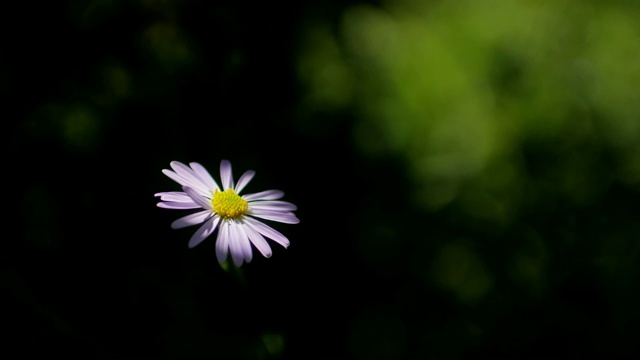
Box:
(234, 170, 255, 194)
(220, 160, 234, 190)
(190, 162, 220, 191)
(188, 216, 218, 248)
(248, 200, 297, 211)
(162, 169, 190, 186)
(215, 221, 230, 264)
(171, 161, 211, 195)
(228, 222, 245, 266)
(157, 201, 200, 209)
(171, 210, 212, 229)
(183, 186, 213, 210)
(242, 220, 272, 258)
(242, 190, 284, 201)
(154, 191, 181, 198)
(162, 169, 210, 198)
(244, 217, 290, 248)
(235, 222, 253, 263)
(249, 209, 300, 224)
(170, 161, 200, 183)
(154, 192, 193, 202)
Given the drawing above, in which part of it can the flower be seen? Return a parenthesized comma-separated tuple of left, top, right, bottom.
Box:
(155, 160, 299, 267)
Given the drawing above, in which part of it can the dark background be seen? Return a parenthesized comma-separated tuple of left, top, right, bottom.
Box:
(3, 0, 640, 358)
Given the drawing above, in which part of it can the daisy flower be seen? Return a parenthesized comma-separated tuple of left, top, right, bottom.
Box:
(155, 160, 299, 267)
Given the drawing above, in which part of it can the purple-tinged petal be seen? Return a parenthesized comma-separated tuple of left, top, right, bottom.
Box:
(220, 160, 234, 191)
(248, 209, 300, 224)
(162, 169, 189, 186)
(183, 186, 213, 210)
(248, 201, 297, 211)
(234, 222, 253, 263)
(234, 170, 255, 194)
(170, 161, 203, 184)
(190, 162, 220, 191)
(242, 221, 272, 258)
(242, 190, 284, 201)
(228, 222, 245, 266)
(171, 210, 212, 229)
(157, 201, 200, 209)
(154, 191, 182, 198)
(244, 217, 290, 248)
(215, 221, 230, 264)
(171, 161, 211, 195)
(162, 169, 210, 198)
(155, 192, 192, 202)
(188, 216, 220, 248)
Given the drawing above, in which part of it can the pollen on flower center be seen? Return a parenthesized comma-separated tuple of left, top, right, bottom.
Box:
(212, 189, 248, 219)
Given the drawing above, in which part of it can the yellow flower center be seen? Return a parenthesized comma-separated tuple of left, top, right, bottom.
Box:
(211, 189, 248, 219)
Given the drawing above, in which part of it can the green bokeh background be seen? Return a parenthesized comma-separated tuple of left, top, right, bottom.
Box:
(4, 0, 640, 358)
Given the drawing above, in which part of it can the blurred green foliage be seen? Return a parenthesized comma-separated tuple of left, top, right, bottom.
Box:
(299, 0, 640, 208)
(296, 0, 640, 357)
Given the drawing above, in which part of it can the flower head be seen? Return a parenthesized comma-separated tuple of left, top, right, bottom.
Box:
(155, 160, 299, 267)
